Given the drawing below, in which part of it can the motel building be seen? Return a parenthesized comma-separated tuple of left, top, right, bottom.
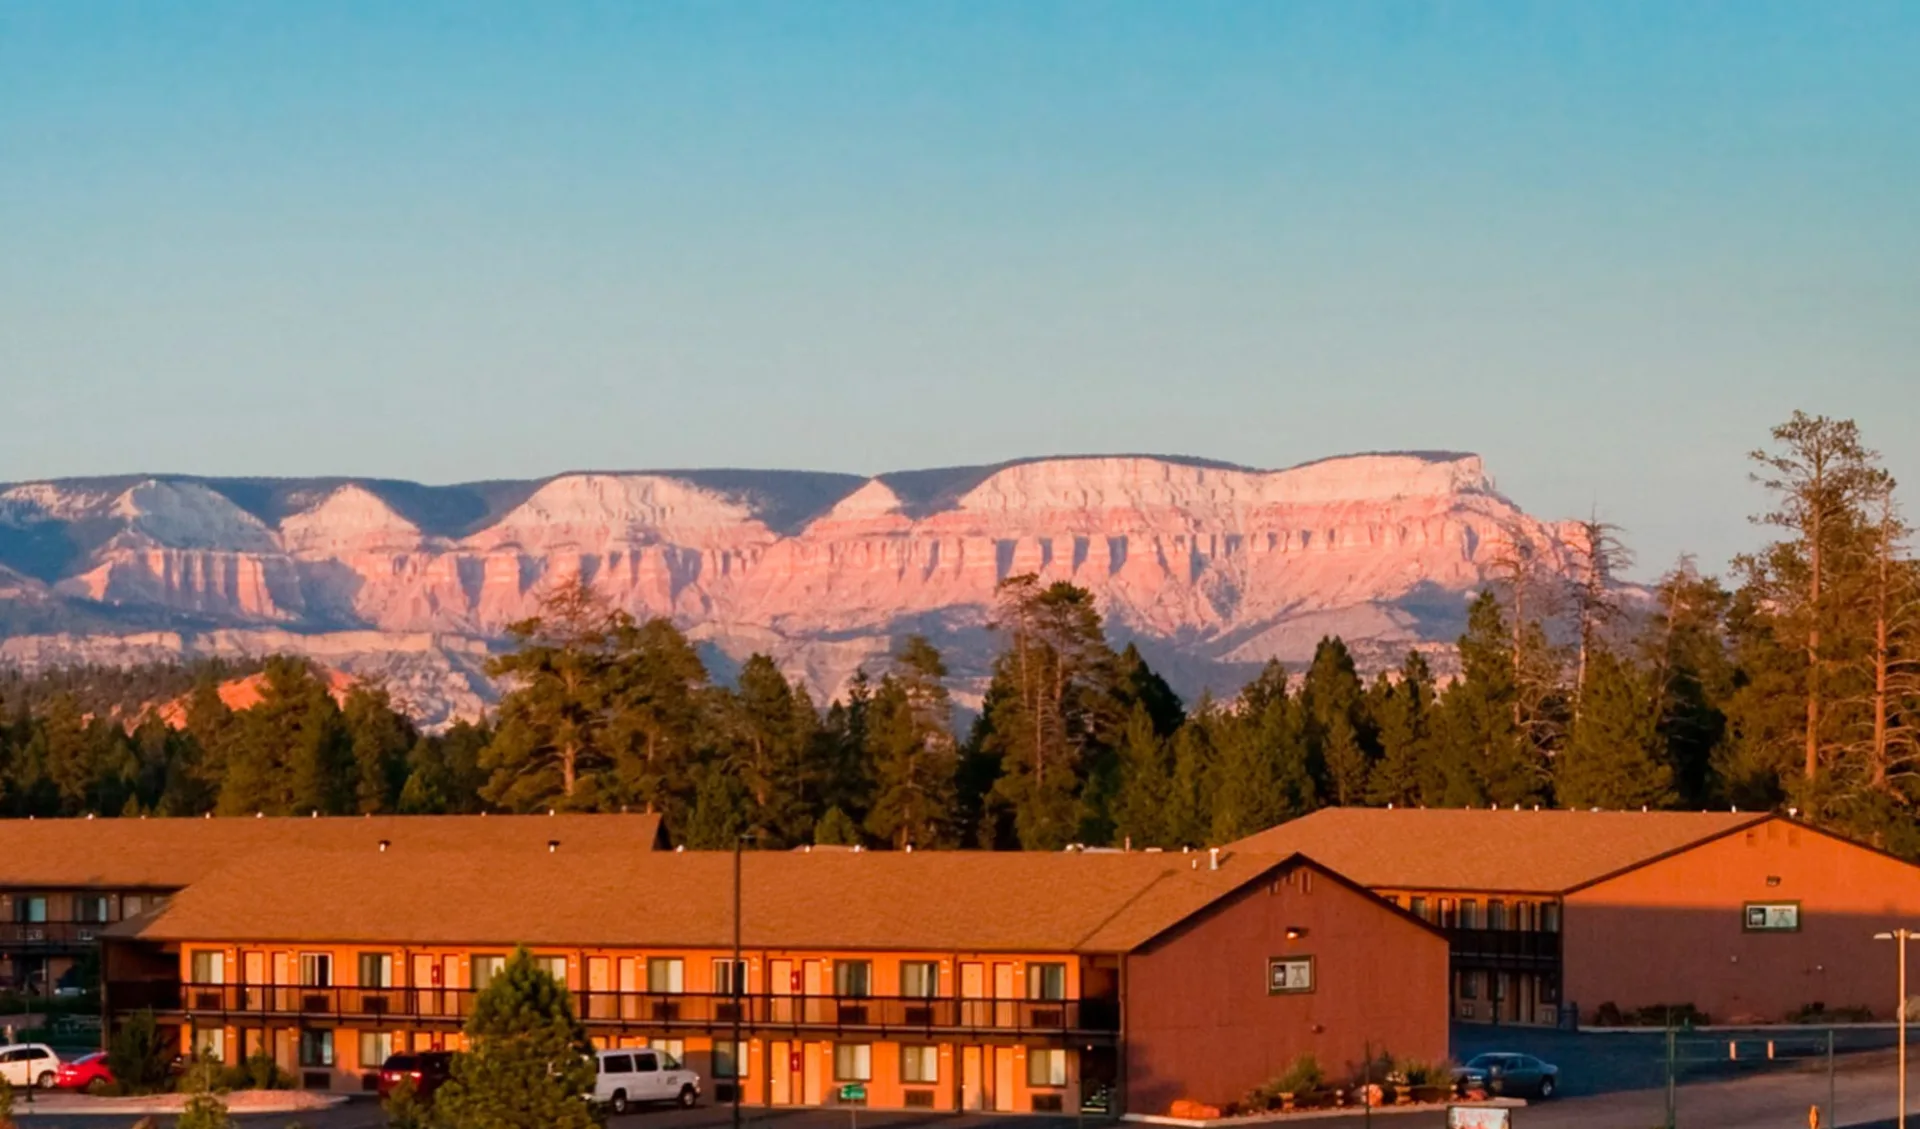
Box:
(96, 844, 1448, 1113)
(1235, 808, 1920, 1026)
(0, 813, 664, 998)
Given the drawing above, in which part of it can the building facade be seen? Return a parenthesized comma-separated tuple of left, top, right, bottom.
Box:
(1236, 808, 1920, 1026)
(101, 846, 1449, 1113)
(0, 813, 662, 994)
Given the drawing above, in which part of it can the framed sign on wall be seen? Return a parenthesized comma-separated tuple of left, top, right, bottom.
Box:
(1267, 955, 1315, 994)
(1743, 902, 1800, 932)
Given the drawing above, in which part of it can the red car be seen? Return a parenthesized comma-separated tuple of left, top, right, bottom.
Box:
(377, 1051, 454, 1101)
(55, 1052, 114, 1093)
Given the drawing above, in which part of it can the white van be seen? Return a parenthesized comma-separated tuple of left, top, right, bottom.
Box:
(594, 1047, 700, 1114)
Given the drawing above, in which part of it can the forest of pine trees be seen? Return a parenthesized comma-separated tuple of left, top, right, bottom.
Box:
(1, 411, 1916, 854)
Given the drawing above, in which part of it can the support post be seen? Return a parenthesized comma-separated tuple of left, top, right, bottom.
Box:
(1665, 1022, 1677, 1129)
(733, 835, 744, 1129)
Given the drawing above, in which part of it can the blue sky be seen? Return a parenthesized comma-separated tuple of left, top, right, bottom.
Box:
(1, 2, 1915, 573)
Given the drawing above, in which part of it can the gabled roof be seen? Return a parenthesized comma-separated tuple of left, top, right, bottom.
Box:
(112, 847, 1337, 954)
(1231, 808, 1771, 895)
(0, 813, 665, 889)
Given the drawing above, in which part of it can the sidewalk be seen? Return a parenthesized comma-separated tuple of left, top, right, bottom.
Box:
(14, 1090, 347, 1117)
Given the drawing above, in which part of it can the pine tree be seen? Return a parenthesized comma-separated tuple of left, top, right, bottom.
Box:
(1641, 559, 1734, 806)
(1206, 664, 1316, 841)
(1110, 705, 1173, 848)
(813, 805, 862, 846)
(1165, 709, 1218, 847)
(682, 762, 749, 849)
(1556, 650, 1675, 809)
(482, 582, 627, 810)
(864, 637, 959, 849)
(716, 655, 818, 847)
(434, 947, 598, 1129)
(1365, 652, 1442, 806)
(1433, 593, 1546, 807)
(344, 684, 416, 814)
(603, 617, 710, 819)
(981, 576, 1124, 849)
(1301, 638, 1374, 805)
(215, 658, 353, 816)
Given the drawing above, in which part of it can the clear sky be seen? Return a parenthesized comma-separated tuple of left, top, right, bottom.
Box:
(2, 2, 1915, 574)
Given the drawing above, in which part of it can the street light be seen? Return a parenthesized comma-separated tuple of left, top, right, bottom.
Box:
(1875, 928, 1919, 1129)
(733, 833, 753, 1129)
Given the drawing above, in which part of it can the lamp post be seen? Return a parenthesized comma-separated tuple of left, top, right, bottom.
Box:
(733, 833, 749, 1129)
(1875, 928, 1918, 1129)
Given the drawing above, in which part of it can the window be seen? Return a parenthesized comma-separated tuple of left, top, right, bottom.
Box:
(833, 1043, 872, 1082)
(14, 897, 46, 924)
(1541, 903, 1561, 933)
(193, 1027, 226, 1060)
(191, 950, 226, 984)
(1027, 1048, 1067, 1087)
(298, 1029, 334, 1068)
(1460, 899, 1479, 929)
(1518, 902, 1535, 932)
(471, 955, 505, 991)
(900, 961, 939, 999)
(360, 1032, 395, 1069)
(713, 958, 747, 997)
(900, 1045, 939, 1084)
(1027, 963, 1067, 1001)
(359, 953, 393, 988)
(714, 1040, 749, 1079)
(1266, 956, 1315, 994)
(124, 895, 145, 917)
(534, 956, 568, 986)
(1493, 972, 1509, 1001)
(653, 1039, 684, 1068)
(1488, 900, 1506, 931)
(604, 1054, 634, 1075)
(1459, 971, 1479, 1000)
(647, 958, 684, 993)
(1437, 898, 1455, 927)
(834, 960, 872, 998)
(634, 1052, 659, 1073)
(75, 896, 110, 923)
(298, 953, 333, 987)
(1409, 896, 1428, 921)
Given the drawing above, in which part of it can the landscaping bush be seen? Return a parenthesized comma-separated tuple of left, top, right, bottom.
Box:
(218, 1048, 289, 1091)
(106, 1009, 173, 1095)
(1592, 1001, 1708, 1027)
(1789, 1002, 1875, 1024)
(0, 1075, 15, 1129)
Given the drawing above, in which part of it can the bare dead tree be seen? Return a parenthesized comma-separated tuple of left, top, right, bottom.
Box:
(1567, 513, 1634, 722)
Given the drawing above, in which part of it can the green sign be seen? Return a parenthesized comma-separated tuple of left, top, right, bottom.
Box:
(838, 1085, 867, 1102)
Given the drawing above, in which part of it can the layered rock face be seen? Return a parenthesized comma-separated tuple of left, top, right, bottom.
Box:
(0, 453, 1576, 727)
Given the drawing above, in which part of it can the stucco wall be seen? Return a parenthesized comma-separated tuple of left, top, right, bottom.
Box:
(1123, 862, 1450, 1114)
(1563, 819, 1920, 1024)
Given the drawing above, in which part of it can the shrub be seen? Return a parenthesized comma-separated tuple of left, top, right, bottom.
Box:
(220, 1048, 288, 1091)
(1592, 1001, 1708, 1027)
(1789, 1002, 1874, 1024)
(0, 1075, 15, 1129)
(106, 1009, 173, 1095)
(383, 1077, 430, 1129)
(175, 1056, 231, 1129)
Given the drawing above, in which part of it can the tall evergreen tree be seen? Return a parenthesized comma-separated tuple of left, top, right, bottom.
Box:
(434, 947, 598, 1129)
(1301, 638, 1374, 806)
(864, 637, 959, 849)
(482, 582, 627, 809)
(1110, 705, 1173, 848)
(1365, 652, 1442, 806)
(1556, 650, 1675, 809)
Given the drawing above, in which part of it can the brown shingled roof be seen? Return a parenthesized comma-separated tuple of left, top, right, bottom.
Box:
(1231, 808, 1770, 894)
(114, 847, 1308, 953)
(0, 813, 664, 889)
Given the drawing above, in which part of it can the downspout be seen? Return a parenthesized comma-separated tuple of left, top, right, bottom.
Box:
(1117, 953, 1129, 1118)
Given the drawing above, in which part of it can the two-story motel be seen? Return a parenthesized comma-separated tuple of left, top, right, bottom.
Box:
(0, 813, 664, 995)
(99, 843, 1449, 1113)
(1234, 807, 1920, 1026)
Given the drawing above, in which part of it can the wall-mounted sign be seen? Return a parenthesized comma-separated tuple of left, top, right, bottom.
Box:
(1447, 1106, 1512, 1129)
(1267, 955, 1315, 994)
(1744, 902, 1800, 932)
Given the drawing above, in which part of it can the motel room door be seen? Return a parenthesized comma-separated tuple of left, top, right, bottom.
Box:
(770, 959, 795, 1024)
(960, 962, 987, 1027)
(802, 960, 826, 1025)
(802, 1041, 825, 1105)
(993, 962, 1016, 1028)
(240, 951, 266, 1009)
(992, 1046, 1016, 1112)
(769, 1041, 794, 1105)
(961, 1045, 984, 1110)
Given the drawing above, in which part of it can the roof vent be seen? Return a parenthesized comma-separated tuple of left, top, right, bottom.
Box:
(905, 843, 914, 853)
(1209, 847, 1222, 871)
(85, 812, 95, 820)
(255, 812, 264, 819)
(675, 844, 685, 853)
(548, 809, 556, 816)
(548, 840, 559, 853)
(378, 840, 391, 853)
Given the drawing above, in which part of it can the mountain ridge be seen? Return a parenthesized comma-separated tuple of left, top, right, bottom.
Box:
(0, 451, 1574, 729)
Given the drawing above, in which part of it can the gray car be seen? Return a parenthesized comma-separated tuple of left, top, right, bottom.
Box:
(1454, 1052, 1560, 1099)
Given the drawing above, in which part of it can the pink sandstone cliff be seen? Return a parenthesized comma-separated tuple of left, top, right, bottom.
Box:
(0, 453, 1575, 728)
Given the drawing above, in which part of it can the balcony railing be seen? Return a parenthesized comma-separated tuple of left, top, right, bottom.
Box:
(109, 982, 1120, 1037)
(1445, 928, 1561, 965)
(0, 921, 103, 947)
